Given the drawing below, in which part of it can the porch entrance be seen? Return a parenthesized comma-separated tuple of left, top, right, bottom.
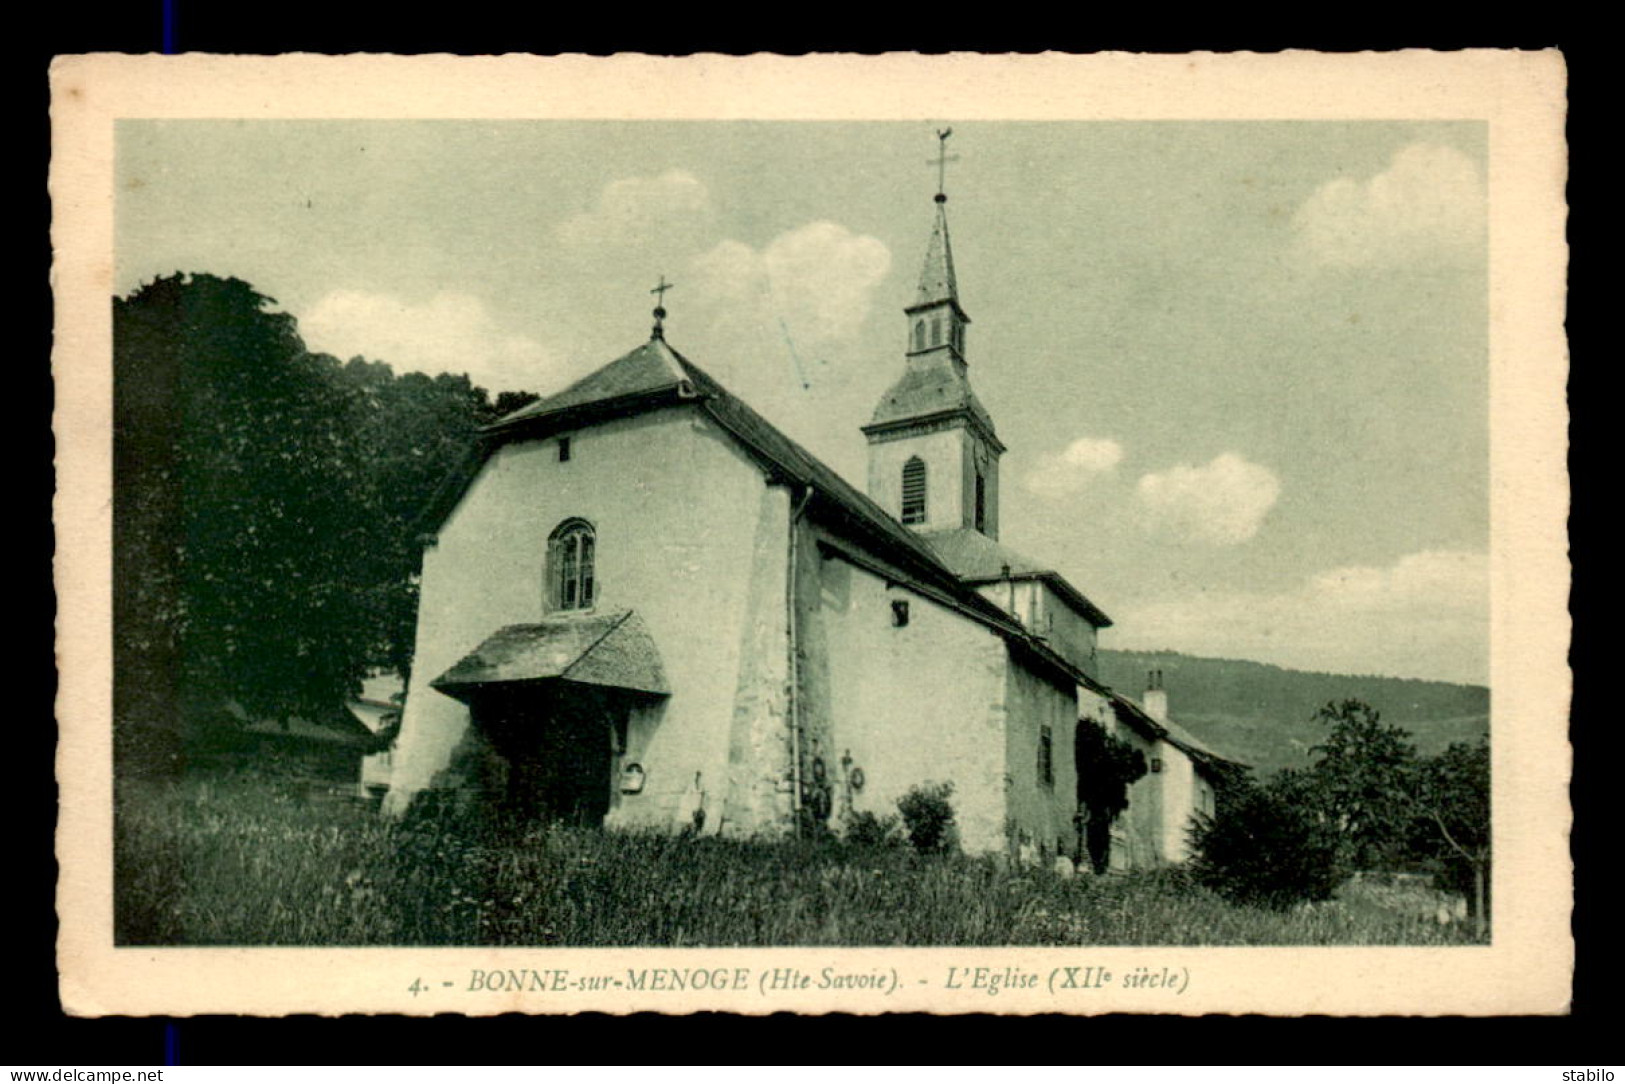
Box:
(430, 610, 670, 828)
(472, 684, 627, 826)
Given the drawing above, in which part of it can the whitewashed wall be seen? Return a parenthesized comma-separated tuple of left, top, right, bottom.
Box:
(384, 406, 790, 837)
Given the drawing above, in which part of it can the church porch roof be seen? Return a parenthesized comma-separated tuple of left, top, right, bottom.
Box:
(431, 610, 670, 701)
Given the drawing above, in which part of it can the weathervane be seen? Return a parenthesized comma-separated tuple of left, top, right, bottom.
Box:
(929, 127, 959, 203)
(650, 274, 675, 338)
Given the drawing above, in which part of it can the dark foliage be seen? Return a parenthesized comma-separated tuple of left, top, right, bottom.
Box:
(1411, 738, 1492, 928)
(1306, 699, 1419, 870)
(1074, 717, 1148, 873)
(842, 809, 902, 848)
(1190, 698, 1490, 926)
(113, 273, 534, 776)
(1189, 774, 1348, 910)
(896, 782, 956, 854)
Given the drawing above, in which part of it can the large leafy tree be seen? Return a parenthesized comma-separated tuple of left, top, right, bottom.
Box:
(114, 273, 529, 772)
(333, 360, 489, 677)
(1412, 739, 1491, 934)
(1192, 700, 1490, 922)
(116, 275, 376, 746)
(1306, 699, 1420, 870)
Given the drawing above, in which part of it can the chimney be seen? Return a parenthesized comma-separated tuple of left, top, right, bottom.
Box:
(1143, 668, 1168, 723)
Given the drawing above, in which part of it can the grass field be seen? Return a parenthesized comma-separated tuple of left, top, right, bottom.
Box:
(114, 778, 1482, 947)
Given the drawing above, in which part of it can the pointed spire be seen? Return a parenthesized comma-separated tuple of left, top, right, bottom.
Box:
(915, 128, 961, 309)
(914, 200, 960, 308)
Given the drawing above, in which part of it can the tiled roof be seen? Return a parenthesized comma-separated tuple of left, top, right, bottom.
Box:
(921, 527, 1114, 629)
(1110, 695, 1245, 770)
(486, 340, 690, 430)
(432, 610, 669, 700)
(421, 334, 1103, 693)
(865, 355, 999, 439)
(674, 350, 1030, 638)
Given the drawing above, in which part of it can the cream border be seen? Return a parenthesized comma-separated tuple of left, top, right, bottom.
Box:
(51, 51, 1571, 1017)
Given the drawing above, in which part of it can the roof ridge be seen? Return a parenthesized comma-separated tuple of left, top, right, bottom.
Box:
(484, 340, 684, 432)
(667, 346, 964, 578)
(649, 337, 691, 386)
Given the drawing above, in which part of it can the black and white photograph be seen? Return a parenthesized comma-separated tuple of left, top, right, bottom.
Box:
(53, 51, 1570, 1016)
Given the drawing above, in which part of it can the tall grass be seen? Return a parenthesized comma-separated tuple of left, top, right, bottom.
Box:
(114, 778, 1481, 947)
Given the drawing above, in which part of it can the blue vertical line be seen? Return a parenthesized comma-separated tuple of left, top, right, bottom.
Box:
(162, 0, 175, 54)
(164, 1021, 179, 1065)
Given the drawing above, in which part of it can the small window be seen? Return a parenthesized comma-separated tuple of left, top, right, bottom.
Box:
(914, 320, 926, 351)
(953, 323, 964, 353)
(548, 518, 596, 611)
(930, 317, 942, 346)
(558, 436, 572, 462)
(974, 469, 986, 533)
(1038, 725, 1054, 787)
(901, 456, 927, 525)
(891, 599, 910, 627)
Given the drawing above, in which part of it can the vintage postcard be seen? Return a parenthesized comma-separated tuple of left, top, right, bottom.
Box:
(52, 51, 1570, 1016)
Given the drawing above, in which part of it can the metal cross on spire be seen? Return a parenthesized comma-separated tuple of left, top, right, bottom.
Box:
(650, 274, 675, 338)
(929, 127, 959, 202)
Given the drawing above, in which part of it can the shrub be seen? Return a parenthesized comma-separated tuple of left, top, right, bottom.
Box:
(1189, 778, 1346, 911)
(843, 809, 901, 848)
(897, 782, 956, 854)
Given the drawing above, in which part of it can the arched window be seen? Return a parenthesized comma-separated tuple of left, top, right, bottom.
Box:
(901, 457, 927, 525)
(974, 469, 987, 533)
(913, 320, 926, 352)
(548, 518, 596, 611)
(930, 317, 942, 346)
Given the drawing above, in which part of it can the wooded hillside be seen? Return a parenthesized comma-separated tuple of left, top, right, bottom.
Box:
(1097, 649, 1490, 776)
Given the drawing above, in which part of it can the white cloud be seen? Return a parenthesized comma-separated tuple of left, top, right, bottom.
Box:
(556, 170, 713, 249)
(1293, 142, 1485, 268)
(1025, 437, 1125, 498)
(299, 289, 559, 393)
(1112, 550, 1489, 685)
(1136, 452, 1281, 545)
(688, 221, 892, 347)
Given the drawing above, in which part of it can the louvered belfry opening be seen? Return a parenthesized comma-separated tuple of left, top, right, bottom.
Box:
(901, 456, 928, 524)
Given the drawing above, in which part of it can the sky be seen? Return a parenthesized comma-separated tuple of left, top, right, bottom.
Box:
(115, 120, 1490, 685)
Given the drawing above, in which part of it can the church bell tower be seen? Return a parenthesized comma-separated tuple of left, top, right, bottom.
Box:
(863, 130, 1005, 539)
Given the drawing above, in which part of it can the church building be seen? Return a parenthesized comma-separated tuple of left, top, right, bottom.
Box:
(383, 149, 1228, 863)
